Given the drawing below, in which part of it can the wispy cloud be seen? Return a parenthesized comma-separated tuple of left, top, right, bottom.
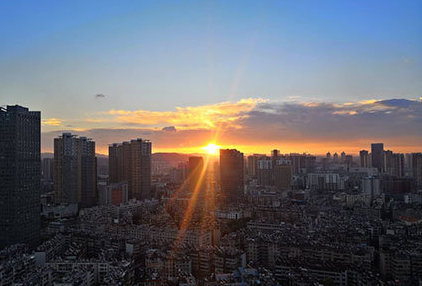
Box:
(92, 98, 266, 129)
(42, 118, 63, 126)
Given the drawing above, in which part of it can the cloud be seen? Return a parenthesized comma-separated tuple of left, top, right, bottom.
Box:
(41, 98, 422, 154)
(99, 98, 266, 129)
(162, 126, 177, 132)
(42, 118, 62, 126)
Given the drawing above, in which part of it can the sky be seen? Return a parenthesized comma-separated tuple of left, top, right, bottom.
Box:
(1, 0, 421, 155)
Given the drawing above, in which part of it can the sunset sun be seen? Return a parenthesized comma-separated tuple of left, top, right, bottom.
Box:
(202, 143, 221, 155)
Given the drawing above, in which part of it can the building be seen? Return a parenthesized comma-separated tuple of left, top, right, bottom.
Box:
(109, 139, 152, 200)
(99, 182, 129, 205)
(247, 155, 260, 178)
(220, 149, 244, 203)
(362, 176, 380, 201)
(257, 157, 272, 186)
(257, 154, 292, 190)
(289, 153, 316, 175)
(42, 158, 54, 181)
(412, 153, 422, 189)
(384, 151, 404, 177)
(371, 143, 384, 172)
(187, 156, 204, 192)
(0, 105, 41, 249)
(54, 133, 97, 208)
(307, 173, 343, 191)
(359, 150, 369, 168)
(273, 163, 293, 190)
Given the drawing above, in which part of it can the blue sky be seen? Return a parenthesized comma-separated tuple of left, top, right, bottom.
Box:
(1, 0, 421, 152)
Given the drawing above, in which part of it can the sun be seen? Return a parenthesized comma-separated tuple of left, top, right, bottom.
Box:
(202, 143, 221, 155)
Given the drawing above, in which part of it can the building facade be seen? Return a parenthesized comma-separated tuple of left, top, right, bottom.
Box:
(54, 133, 97, 208)
(0, 105, 41, 249)
(371, 143, 384, 172)
(109, 139, 151, 200)
(220, 149, 244, 204)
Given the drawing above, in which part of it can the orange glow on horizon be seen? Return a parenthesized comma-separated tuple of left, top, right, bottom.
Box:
(48, 142, 422, 158)
(201, 143, 221, 155)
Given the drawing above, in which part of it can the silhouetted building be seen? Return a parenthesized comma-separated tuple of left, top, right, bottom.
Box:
(220, 149, 244, 203)
(54, 133, 97, 208)
(274, 163, 293, 190)
(360, 150, 369, 168)
(257, 154, 292, 190)
(188, 156, 204, 192)
(371, 143, 384, 172)
(257, 156, 272, 186)
(412, 153, 422, 189)
(42, 157, 54, 181)
(246, 155, 259, 178)
(0, 105, 40, 249)
(384, 151, 404, 177)
(109, 139, 151, 200)
(289, 153, 316, 175)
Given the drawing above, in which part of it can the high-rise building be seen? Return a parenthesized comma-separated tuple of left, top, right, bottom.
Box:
(257, 155, 292, 190)
(289, 153, 316, 175)
(360, 150, 369, 168)
(273, 159, 293, 190)
(42, 157, 54, 181)
(247, 155, 258, 178)
(371, 143, 384, 172)
(0, 105, 40, 249)
(187, 156, 204, 191)
(220, 149, 244, 203)
(412, 153, 422, 189)
(54, 133, 97, 208)
(384, 151, 404, 177)
(108, 138, 151, 200)
(257, 156, 272, 186)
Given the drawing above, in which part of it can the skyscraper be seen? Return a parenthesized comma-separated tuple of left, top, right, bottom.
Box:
(0, 105, 40, 249)
(371, 143, 384, 172)
(54, 133, 97, 208)
(108, 138, 151, 200)
(42, 157, 54, 181)
(187, 156, 204, 192)
(360, 150, 369, 168)
(220, 149, 244, 204)
(412, 153, 422, 189)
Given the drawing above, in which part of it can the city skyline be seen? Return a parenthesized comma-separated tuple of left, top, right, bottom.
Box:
(2, 1, 422, 284)
(35, 97, 422, 155)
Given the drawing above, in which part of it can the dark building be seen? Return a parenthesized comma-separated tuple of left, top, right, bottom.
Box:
(384, 151, 404, 177)
(360, 150, 369, 168)
(289, 153, 316, 175)
(220, 149, 244, 203)
(187, 156, 204, 192)
(0, 105, 40, 249)
(54, 133, 97, 208)
(257, 156, 272, 186)
(109, 139, 151, 200)
(412, 153, 422, 189)
(371, 143, 384, 172)
(42, 157, 54, 181)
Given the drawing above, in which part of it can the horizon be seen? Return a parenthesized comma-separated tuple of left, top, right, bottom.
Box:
(1, 1, 421, 156)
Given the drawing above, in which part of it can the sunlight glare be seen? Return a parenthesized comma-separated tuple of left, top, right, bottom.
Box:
(202, 143, 221, 155)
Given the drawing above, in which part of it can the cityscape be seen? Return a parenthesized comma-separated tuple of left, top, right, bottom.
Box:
(1, 1, 422, 286)
(1, 104, 422, 285)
